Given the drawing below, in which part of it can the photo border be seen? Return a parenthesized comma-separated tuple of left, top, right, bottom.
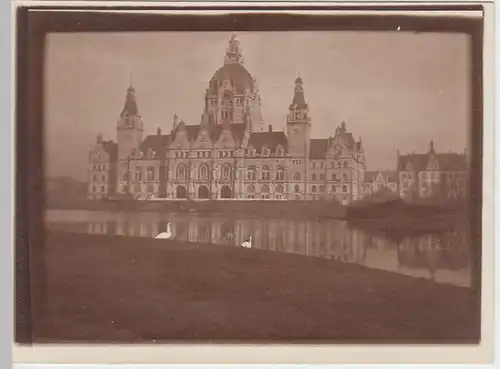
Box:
(11, 1, 495, 364)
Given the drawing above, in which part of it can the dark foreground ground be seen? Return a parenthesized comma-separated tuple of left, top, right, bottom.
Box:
(32, 231, 480, 343)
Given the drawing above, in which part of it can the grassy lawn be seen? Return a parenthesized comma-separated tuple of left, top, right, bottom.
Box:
(32, 231, 480, 343)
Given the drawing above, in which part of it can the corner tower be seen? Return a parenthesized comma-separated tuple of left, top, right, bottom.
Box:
(116, 84, 144, 160)
(286, 76, 311, 157)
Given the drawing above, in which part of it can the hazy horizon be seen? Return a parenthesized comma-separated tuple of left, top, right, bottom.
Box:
(45, 31, 471, 181)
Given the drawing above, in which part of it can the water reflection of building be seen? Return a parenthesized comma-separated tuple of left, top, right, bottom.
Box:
(79, 213, 471, 287)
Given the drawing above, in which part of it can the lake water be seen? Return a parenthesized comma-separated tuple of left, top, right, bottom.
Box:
(45, 209, 472, 288)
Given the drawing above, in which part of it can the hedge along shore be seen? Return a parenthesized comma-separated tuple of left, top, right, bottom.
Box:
(30, 231, 480, 343)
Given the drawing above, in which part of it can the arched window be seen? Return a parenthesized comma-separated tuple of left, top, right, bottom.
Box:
(262, 166, 270, 180)
(276, 184, 284, 193)
(343, 173, 348, 181)
(198, 164, 209, 180)
(134, 168, 142, 181)
(312, 174, 317, 181)
(276, 166, 285, 181)
(221, 163, 232, 180)
(332, 186, 336, 193)
(337, 162, 342, 168)
(320, 162, 324, 168)
(294, 184, 300, 193)
(342, 185, 348, 193)
(261, 184, 270, 193)
(147, 167, 155, 181)
(312, 185, 317, 193)
(293, 172, 300, 181)
(331, 174, 336, 181)
(343, 162, 348, 168)
(177, 164, 187, 181)
(247, 165, 257, 180)
(221, 91, 233, 121)
(247, 184, 255, 193)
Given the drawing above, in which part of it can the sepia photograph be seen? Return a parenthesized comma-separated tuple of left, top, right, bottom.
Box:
(13, 2, 493, 364)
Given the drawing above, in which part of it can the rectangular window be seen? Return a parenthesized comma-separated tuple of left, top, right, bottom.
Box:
(320, 174, 325, 181)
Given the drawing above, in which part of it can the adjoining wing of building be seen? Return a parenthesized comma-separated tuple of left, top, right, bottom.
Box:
(87, 33, 468, 204)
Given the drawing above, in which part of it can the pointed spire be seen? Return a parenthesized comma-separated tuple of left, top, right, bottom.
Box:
(157, 127, 162, 135)
(96, 133, 103, 143)
(295, 71, 303, 85)
(224, 32, 244, 65)
(430, 139, 435, 153)
(289, 75, 308, 110)
(121, 84, 138, 117)
(173, 113, 179, 131)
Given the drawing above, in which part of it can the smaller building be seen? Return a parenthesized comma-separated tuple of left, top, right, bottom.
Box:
(362, 170, 398, 198)
(397, 140, 468, 203)
(87, 134, 118, 200)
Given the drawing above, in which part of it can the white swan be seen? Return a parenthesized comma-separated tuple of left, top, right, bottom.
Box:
(241, 236, 252, 248)
(155, 222, 173, 239)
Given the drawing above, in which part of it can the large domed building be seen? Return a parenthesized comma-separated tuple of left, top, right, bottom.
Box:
(87, 33, 367, 202)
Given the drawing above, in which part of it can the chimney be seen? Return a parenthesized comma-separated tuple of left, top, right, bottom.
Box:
(268, 124, 272, 132)
(430, 139, 435, 152)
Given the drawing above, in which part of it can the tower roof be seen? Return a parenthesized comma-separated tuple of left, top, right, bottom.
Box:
(207, 34, 254, 95)
(208, 63, 255, 95)
(289, 76, 308, 110)
(121, 85, 139, 117)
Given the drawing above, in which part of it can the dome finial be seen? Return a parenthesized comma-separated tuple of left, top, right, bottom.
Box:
(295, 72, 303, 85)
(224, 32, 244, 65)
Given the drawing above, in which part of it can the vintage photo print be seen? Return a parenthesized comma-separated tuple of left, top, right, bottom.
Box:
(13, 1, 494, 365)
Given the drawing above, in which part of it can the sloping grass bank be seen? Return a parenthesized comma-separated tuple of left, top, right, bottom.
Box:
(33, 231, 480, 343)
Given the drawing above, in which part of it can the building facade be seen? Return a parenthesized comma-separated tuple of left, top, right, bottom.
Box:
(87, 34, 367, 202)
(361, 170, 398, 197)
(397, 140, 468, 202)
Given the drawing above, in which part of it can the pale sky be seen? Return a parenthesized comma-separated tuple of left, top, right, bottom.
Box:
(44, 31, 471, 181)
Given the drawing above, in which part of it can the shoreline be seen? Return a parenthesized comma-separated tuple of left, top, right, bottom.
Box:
(32, 231, 480, 343)
(46, 199, 470, 233)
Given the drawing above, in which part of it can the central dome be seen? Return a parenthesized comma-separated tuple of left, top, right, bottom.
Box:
(208, 62, 254, 95)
